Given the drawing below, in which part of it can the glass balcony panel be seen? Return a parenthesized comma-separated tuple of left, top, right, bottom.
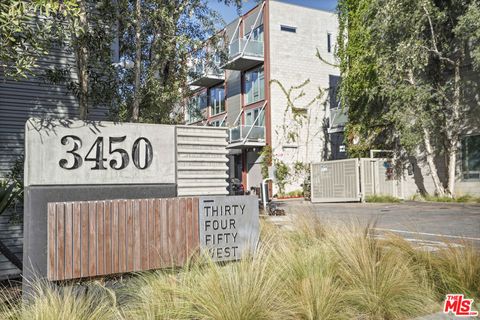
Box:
(228, 39, 264, 59)
(228, 125, 265, 143)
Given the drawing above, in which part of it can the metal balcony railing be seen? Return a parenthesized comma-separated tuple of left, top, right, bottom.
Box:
(188, 60, 224, 86)
(228, 38, 264, 60)
(228, 125, 265, 143)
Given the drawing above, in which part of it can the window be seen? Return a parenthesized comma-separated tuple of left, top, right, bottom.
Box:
(280, 25, 296, 33)
(462, 135, 480, 180)
(245, 108, 265, 127)
(210, 120, 225, 127)
(186, 93, 207, 123)
(210, 85, 225, 115)
(327, 33, 332, 53)
(244, 65, 265, 105)
(245, 25, 264, 41)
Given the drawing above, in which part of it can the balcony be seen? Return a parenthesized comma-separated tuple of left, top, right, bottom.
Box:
(222, 38, 264, 71)
(228, 125, 266, 149)
(188, 61, 224, 87)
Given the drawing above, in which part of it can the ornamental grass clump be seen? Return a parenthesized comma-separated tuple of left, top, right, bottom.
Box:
(119, 269, 188, 319)
(182, 243, 296, 320)
(0, 279, 119, 320)
(326, 225, 437, 319)
(272, 236, 350, 319)
(430, 242, 480, 300)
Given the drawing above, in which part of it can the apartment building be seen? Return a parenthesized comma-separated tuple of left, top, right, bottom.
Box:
(185, 0, 343, 194)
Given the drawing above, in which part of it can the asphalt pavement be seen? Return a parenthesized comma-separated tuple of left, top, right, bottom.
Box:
(270, 200, 480, 248)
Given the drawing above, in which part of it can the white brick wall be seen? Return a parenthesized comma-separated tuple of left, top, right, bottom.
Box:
(268, 1, 339, 193)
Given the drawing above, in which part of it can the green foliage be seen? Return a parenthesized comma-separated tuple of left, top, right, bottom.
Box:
(337, 0, 480, 195)
(422, 194, 480, 203)
(259, 145, 272, 180)
(6, 156, 24, 203)
(0, 181, 17, 216)
(274, 161, 290, 197)
(0, 280, 119, 319)
(3, 217, 480, 319)
(0, 0, 80, 79)
(365, 194, 402, 203)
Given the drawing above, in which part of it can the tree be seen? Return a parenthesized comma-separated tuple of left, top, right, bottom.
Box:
(0, 0, 79, 78)
(1, 0, 244, 122)
(337, 0, 480, 197)
(114, 0, 244, 123)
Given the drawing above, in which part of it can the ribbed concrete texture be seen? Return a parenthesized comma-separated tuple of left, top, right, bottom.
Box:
(176, 126, 229, 196)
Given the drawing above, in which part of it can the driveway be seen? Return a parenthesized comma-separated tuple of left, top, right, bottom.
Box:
(272, 200, 480, 247)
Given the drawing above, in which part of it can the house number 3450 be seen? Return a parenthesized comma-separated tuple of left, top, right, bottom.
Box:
(59, 135, 153, 170)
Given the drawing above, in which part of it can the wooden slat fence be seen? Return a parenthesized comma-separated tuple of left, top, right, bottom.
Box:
(47, 197, 199, 281)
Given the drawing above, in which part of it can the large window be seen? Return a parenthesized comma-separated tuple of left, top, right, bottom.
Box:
(245, 107, 265, 127)
(462, 135, 480, 180)
(186, 93, 207, 123)
(244, 65, 264, 105)
(210, 85, 225, 115)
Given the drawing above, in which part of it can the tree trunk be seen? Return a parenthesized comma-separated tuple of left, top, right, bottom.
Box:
(423, 127, 446, 196)
(75, 0, 89, 120)
(130, 0, 142, 122)
(0, 238, 22, 270)
(446, 59, 462, 197)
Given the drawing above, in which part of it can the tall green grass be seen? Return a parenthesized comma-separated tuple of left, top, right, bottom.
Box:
(2, 217, 479, 319)
(0, 279, 119, 320)
(365, 194, 402, 203)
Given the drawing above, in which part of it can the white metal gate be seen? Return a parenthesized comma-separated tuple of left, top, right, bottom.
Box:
(360, 158, 402, 198)
(311, 158, 402, 203)
(311, 159, 361, 202)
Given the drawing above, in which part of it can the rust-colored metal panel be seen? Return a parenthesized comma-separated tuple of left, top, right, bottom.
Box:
(47, 197, 200, 281)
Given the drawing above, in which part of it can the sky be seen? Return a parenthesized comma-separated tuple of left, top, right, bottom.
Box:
(209, 0, 338, 25)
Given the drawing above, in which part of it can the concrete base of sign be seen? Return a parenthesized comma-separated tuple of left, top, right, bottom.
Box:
(23, 184, 176, 291)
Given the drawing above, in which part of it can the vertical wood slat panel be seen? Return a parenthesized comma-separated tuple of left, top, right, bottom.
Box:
(47, 203, 56, 281)
(112, 201, 119, 274)
(147, 199, 155, 269)
(72, 203, 81, 279)
(88, 202, 97, 277)
(47, 197, 200, 281)
(80, 202, 89, 278)
(104, 201, 112, 275)
(56, 203, 65, 281)
(64, 203, 73, 280)
(96, 202, 105, 276)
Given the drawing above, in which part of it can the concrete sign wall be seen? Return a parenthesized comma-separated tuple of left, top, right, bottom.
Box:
(23, 118, 230, 288)
(25, 118, 176, 186)
(198, 195, 259, 261)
